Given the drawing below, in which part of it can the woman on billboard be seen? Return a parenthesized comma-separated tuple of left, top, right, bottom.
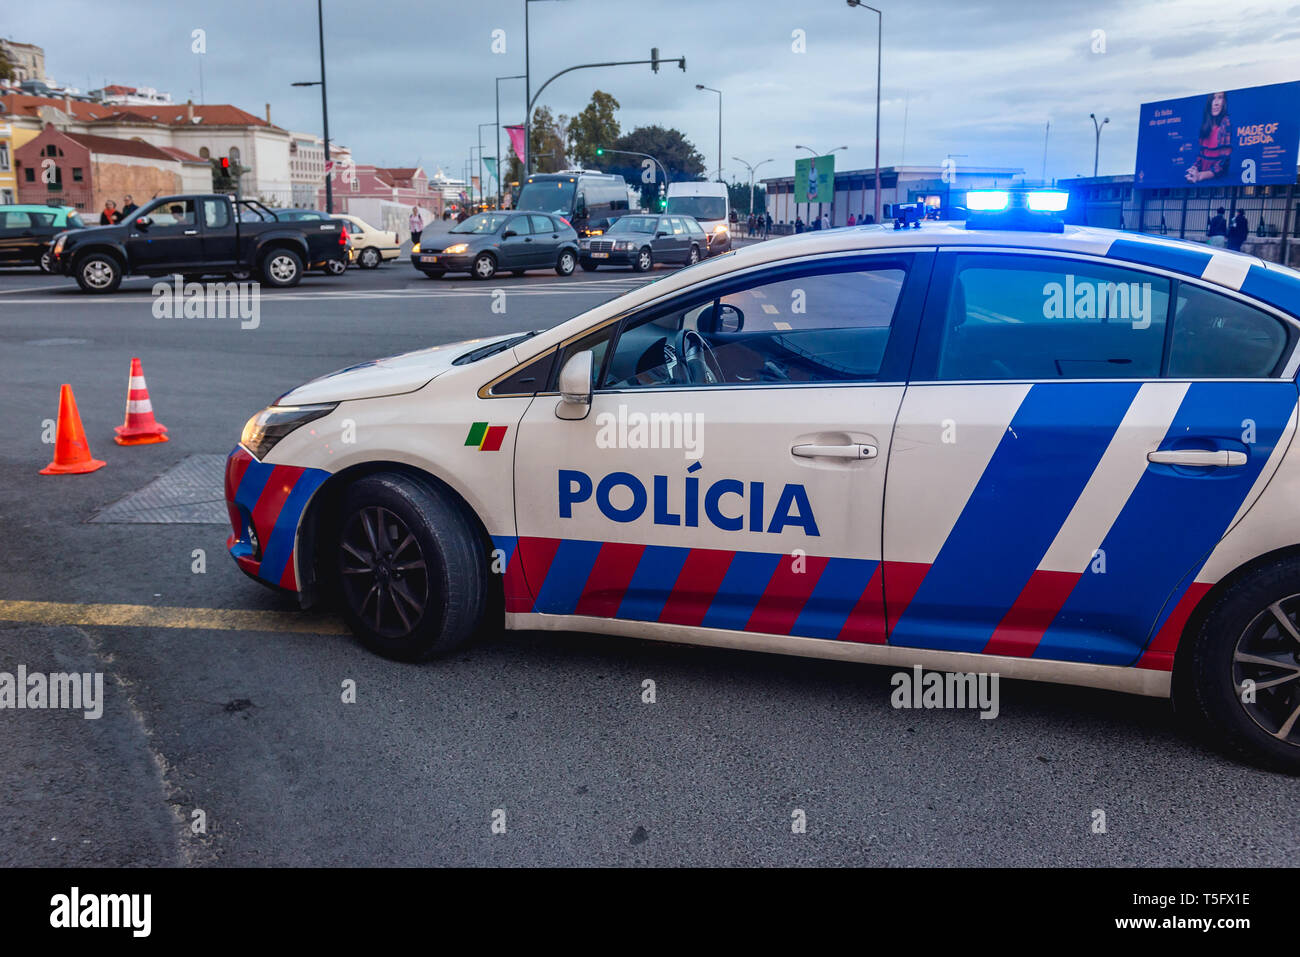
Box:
(1184, 91, 1232, 183)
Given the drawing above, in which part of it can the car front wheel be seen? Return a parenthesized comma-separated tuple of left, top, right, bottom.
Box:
(633, 247, 653, 272)
(472, 252, 497, 280)
(74, 253, 122, 293)
(334, 474, 486, 661)
(1177, 556, 1300, 773)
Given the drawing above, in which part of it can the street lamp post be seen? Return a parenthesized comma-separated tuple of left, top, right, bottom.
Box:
(524, 0, 567, 176)
(846, 1, 883, 224)
(696, 84, 722, 183)
(477, 122, 495, 208)
(496, 74, 525, 209)
(291, 0, 333, 212)
(1090, 112, 1109, 178)
(733, 156, 773, 221)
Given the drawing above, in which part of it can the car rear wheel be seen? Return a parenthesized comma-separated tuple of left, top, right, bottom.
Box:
(1177, 557, 1300, 773)
(358, 247, 382, 269)
(556, 249, 577, 276)
(74, 253, 122, 293)
(261, 248, 304, 287)
(633, 247, 653, 272)
(472, 252, 497, 280)
(334, 474, 486, 662)
(687, 244, 701, 265)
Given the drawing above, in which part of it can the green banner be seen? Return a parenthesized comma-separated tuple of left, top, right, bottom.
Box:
(482, 156, 498, 184)
(794, 155, 835, 204)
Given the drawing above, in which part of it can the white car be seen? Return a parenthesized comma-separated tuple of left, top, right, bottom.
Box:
(226, 190, 1300, 771)
(337, 214, 402, 269)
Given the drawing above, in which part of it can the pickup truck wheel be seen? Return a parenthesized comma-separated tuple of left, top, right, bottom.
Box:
(75, 253, 122, 293)
(39, 250, 53, 274)
(556, 249, 577, 276)
(472, 252, 497, 280)
(334, 474, 486, 661)
(262, 248, 303, 288)
(358, 247, 381, 269)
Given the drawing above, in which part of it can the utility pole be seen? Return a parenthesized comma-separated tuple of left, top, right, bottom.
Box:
(696, 85, 722, 182)
(846, 1, 883, 223)
(291, 0, 333, 212)
(496, 74, 525, 209)
(1090, 112, 1109, 178)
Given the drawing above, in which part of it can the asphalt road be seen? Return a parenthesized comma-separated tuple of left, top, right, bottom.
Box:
(1, 255, 1297, 867)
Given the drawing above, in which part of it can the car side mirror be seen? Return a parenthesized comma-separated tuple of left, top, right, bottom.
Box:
(134, 217, 151, 229)
(717, 303, 744, 333)
(555, 350, 594, 421)
(502, 229, 517, 239)
(655, 230, 668, 238)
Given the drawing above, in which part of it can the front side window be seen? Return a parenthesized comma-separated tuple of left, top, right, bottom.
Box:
(1168, 282, 1289, 378)
(608, 216, 656, 235)
(146, 199, 197, 227)
(933, 254, 1171, 380)
(450, 212, 510, 234)
(601, 259, 911, 389)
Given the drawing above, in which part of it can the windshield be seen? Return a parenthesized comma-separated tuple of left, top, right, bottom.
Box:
(516, 180, 576, 215)
(607, 216, 659, 234)
(666, 196, 726, 221)
(451, 213, 511, 234)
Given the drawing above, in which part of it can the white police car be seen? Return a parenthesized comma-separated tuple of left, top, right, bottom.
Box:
(227, 189, 1300, 771)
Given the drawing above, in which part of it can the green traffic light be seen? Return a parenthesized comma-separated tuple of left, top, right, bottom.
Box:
(596, 148, 604, 156)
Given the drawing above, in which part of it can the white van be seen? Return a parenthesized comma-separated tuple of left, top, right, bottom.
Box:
(665, 181, 731, 256)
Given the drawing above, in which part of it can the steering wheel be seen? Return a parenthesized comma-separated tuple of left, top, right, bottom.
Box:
(678, 329, 724, 385)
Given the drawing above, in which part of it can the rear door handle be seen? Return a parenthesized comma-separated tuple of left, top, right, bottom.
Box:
(793, 443, 877, 459)
(184, 229, 198, 235)
(1148, 449, 1247, 467)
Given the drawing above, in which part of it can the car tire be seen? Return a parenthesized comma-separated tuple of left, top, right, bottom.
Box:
(633, 247, 653, 272)
(556, 249, 577, 276)
(74, 252, 122, 294)
(334, 474, 486, 662)
(1175, 556, 1300, 773)
(39, 250, 53, 274)
(580, 259, 599, 272)
(358, 247, 382, 269)
(688, 244, 701, 265)
(324, 258, 347, 276)
(261, 248, 304, 288)
(472, 252, 497, 280)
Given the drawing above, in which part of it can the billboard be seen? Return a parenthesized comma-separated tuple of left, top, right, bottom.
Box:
(1135, 81, 1300, 189)
(795, 154, 835, 204)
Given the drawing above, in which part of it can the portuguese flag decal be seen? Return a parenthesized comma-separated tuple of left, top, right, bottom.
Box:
(465, 421, 508, 451)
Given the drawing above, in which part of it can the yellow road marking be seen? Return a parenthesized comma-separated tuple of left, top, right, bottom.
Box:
(0, 600, 348, 634)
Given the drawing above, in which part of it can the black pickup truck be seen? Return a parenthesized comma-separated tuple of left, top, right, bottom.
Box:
(51, 194, 350, 293)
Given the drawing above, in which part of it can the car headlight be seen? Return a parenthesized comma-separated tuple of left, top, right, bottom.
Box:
(579, 239, 590, 248)
(411, 242, 420, 253)
(240, 403, 337, 460)
(444, 243, 469, 254)
(53, 234, 66, 256)
(616, 240, 635, 250)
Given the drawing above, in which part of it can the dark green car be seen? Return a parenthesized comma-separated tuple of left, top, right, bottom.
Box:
(411, 211, 580, 280)
(0, 204, 86, 272)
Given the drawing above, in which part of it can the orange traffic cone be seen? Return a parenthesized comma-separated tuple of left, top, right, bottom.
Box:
(40, 384, 107, 475)
(114, 357, 168, 446)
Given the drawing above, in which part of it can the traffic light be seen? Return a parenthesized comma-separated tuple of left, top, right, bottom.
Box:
(220, 157, 230, 171)
(650, 48, 659, 73)
(595, 147, 604, 156)
(657, 183, 666, 210)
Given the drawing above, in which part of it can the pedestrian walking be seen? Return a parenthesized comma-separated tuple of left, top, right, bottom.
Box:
(99, 200, 120, 225)
(1228, 210, 1249, 251)
(408, 206, 425, 246)
(794, 216, 804, 234)
(1207, 206, 1228, 248)
(821, 211, 831, 231)
(764, 212, 772, 238)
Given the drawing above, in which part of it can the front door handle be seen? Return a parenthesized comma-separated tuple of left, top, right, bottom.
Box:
(793, 443, 877, 459)
(184, 229, 198, 235)
(1148, 449, 1247, 467)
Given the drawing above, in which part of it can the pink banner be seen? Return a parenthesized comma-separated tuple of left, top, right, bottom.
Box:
(504, 125, 526, 164)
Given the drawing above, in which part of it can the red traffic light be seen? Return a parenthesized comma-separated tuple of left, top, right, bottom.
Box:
(221, 157, 230, 170)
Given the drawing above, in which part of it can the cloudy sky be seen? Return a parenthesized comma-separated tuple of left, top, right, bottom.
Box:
(8, 0, 1300, 183)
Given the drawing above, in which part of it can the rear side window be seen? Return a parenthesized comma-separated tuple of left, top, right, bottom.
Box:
(203, 199, 230, 229)
(0, 211, 32, 228)
(934, 254, 1171, 380)
(1168, 283, 1289, 378)
(528, 215, 554, 235)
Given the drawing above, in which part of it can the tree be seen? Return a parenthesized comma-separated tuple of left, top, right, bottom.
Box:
(610, 125, 706, 208)
(567, 90, 620, 169)
(727, 179, 767, 215)
(528, 106, 569, 174)
(0, 48, 13, 81)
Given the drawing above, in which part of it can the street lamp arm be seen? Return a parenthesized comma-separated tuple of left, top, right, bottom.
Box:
(528, 57, 684, 115)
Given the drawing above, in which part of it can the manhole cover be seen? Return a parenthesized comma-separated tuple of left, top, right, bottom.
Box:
(91, 454, 228, 524)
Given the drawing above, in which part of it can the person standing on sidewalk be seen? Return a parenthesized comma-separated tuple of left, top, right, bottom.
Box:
(1228, 210, 1249, 251)
(1207, 206, 1228, 248)
(408, 206, 425, 246)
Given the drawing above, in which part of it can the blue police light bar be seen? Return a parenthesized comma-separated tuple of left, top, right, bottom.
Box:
(965, 188, 1068, 232)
